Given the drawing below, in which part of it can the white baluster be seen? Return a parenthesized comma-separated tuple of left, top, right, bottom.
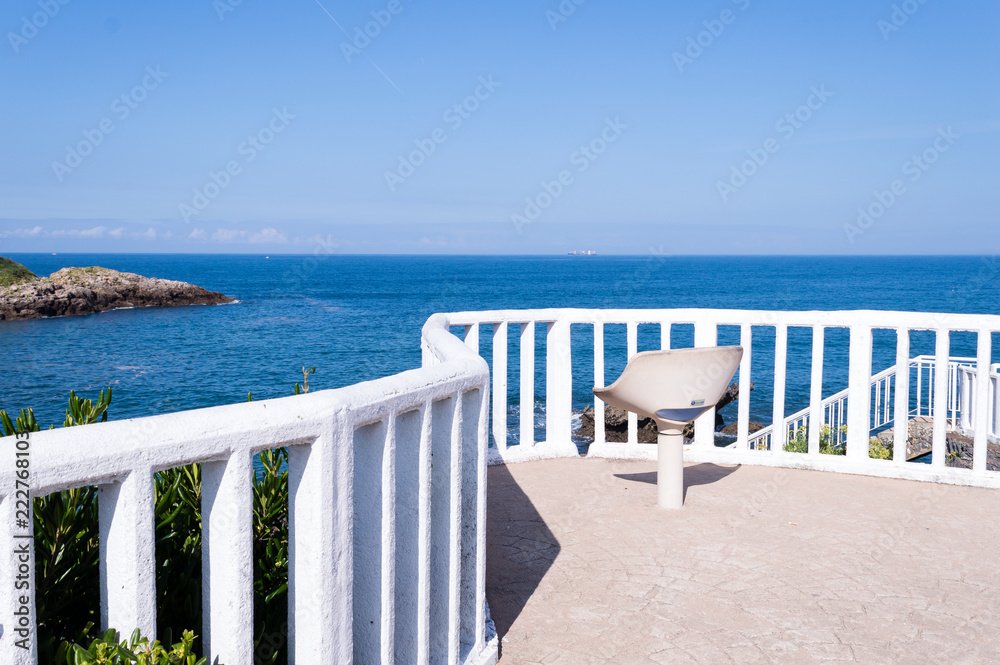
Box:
(694, 321, 719, 448)
(288, 423, 353, 664)
(492, 322, 508, 451)
(808, 325, 825, 455)
(417, 402, 433, 665)
(520, 322, 535, 447)
(448, 394, 464, 665)
(0, 486, 35, 665)
(545, 320, 575, 453)
(202, 450, 254, 665)
(932, 330, 950, 469)
(627, 322, 638, 445)
(382, 417, 397, 665)
(973, 331, 992, 474)
(464, 324, 479, 354)
(893, 328, 910, 464)
(99, 470, 156, 639)
(846, 325, 873, 460)
(593, 323, 606, 447)
(737, 324, 752, 450)
(772, 325, 788, 453)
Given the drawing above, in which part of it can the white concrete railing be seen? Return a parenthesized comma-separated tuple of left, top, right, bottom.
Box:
(1, 314, 498, 665)
(447, 308, 1000, 488)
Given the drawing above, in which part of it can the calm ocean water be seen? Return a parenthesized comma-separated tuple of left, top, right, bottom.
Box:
(2, 254, 999, 444)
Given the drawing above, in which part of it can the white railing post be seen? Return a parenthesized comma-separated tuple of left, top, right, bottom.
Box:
(545, 320, 575, 453)
(959, 368, 971, 432)
(464, 324, 479, 354)
(0, 489, 35, 665)
(99, 470, 157, 640)
(808, 325, 825, 455)
(288, 423, 353, 665)
(626, 322, 638, 445)
(660, 322, 671, 350)
(459, 390, 486, 658)
(771, 325, 788, 453)
(447, 394, 464, 665)
(381, 418, 398, 665)
(519, 322, 535, 448)
(492, 322, 508, 451)
(694, 321, 718, 448)
(202, 450, 254, 665)
(932, 330, 950, 469)
(737, 324, 752, 450)
(474, 388, 489, 657)
(994, 372, 1000, 440)
(417, 402, 433, 664)
(973, 331, 992, 474)
(593, 323, 606, 446)
(846, 325, 873, 460)
(893, 328, 910, 464)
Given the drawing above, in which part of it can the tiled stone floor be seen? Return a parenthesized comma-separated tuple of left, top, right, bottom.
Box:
(486, 458, 1000, 664)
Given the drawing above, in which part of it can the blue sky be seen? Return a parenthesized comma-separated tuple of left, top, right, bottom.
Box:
(1, 0, 997, 254)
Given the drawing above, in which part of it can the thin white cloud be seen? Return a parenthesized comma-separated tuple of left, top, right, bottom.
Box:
(188, 228, 208, 240)
(249, 227, 288, 243)
(0, 226, 44, 238)
(212, 228, 244, 243)
(49, 226, 109, 238)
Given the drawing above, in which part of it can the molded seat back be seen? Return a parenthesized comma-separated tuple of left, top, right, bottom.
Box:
(593, 346, 743, 431)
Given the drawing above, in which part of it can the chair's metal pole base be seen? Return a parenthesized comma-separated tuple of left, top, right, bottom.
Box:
(657, 431, 684, 509)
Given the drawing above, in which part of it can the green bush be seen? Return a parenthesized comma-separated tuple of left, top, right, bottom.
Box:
(783, 423, 894, 459)
(1, 377, 302, 665)
(783, 424, 846, 455)
(58, 627, 209, 665)
(868, 436, 893, 460)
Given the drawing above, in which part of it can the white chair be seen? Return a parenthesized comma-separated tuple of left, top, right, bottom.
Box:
(593, 346, 743, 509)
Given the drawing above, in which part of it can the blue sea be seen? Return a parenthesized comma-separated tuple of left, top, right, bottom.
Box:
(2, 254, 999, 447)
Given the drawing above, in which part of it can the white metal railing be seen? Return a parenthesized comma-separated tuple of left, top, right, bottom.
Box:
(957, 362, 1000, 441)
(748, 355, 985, 452)
(1, 314, 498, 665)
(445, 308, 1000, 488)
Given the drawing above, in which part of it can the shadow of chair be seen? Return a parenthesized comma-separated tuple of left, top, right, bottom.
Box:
(613, 462, 741, 502)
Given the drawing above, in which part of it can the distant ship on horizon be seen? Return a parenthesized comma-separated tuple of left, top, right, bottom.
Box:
(567, 250, 597, 256)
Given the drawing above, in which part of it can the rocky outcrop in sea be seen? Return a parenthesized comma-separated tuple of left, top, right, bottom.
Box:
(0, 264, 234, 321)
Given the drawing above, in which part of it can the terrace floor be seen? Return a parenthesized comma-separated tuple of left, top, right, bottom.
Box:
(486, 458, 1000, 664)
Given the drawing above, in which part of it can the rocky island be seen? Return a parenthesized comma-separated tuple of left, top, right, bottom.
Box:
(0, 257, 234, 321)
